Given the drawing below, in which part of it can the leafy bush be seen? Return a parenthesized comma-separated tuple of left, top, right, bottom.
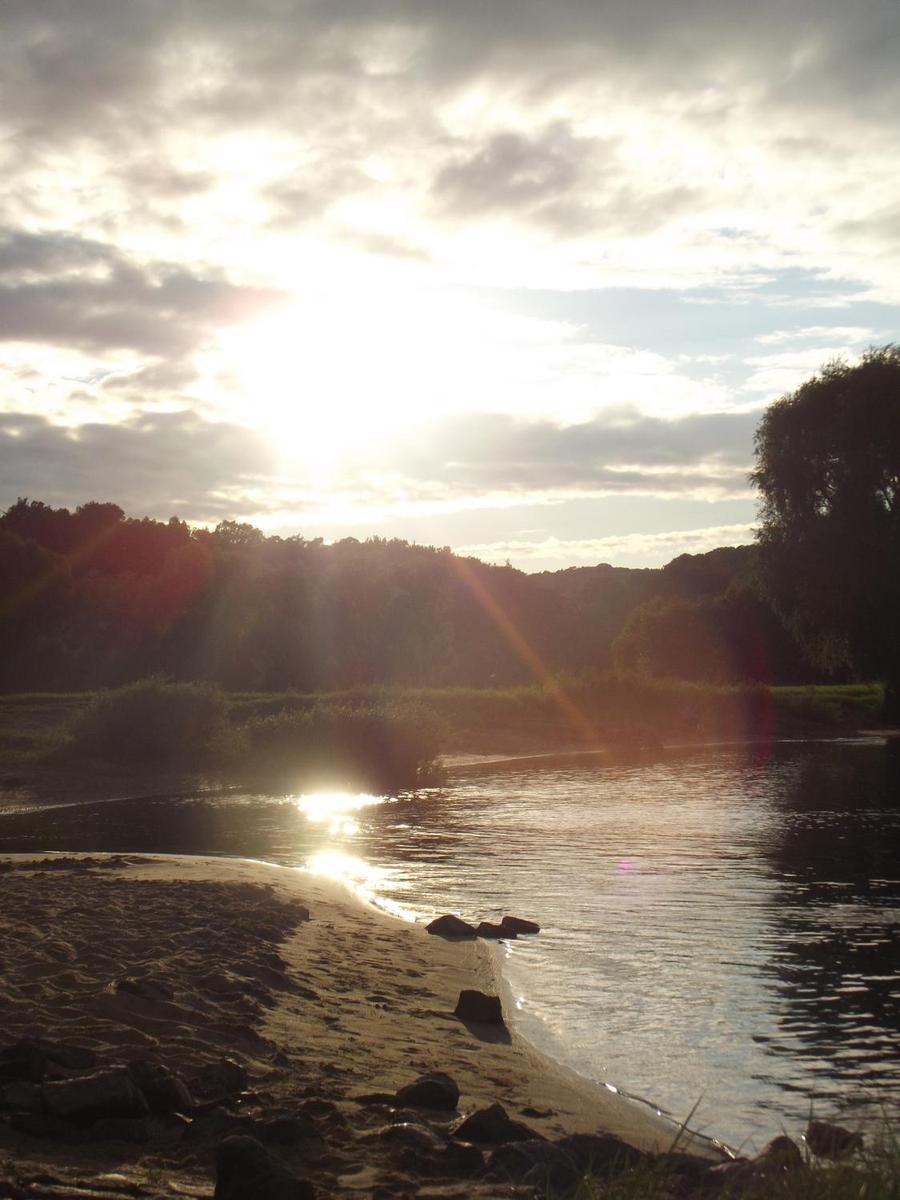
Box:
(220, 700, 444, 793)
(64, 677, 226, 767)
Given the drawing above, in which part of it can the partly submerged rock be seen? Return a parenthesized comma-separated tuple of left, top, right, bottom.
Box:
(395, 1071, 460, 1111)
(214, 1134, 315, 1200)
(454, 989, 505, 1025)
(476, 921, 513, 939)
(500, 915, 540, 935)
(805, 1121, 864, 1159)
(452, 1102, 539, 1145)
(425, 914, 477, 939)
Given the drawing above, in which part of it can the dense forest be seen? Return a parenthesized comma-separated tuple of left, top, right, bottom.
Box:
(0, 497, 821, 692)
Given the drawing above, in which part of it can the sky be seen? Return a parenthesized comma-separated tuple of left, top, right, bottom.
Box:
(1, 1, 898, 571)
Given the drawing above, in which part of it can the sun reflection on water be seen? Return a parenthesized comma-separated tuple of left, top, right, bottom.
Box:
(294, 791, 385, 836)
(304, 850, 413, 921)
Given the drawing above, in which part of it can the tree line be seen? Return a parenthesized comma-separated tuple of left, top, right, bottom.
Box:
(0, 499, 813, 693)
(1, 346, 896, 699)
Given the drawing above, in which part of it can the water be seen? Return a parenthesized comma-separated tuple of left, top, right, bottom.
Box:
(1, 738, 897, 1150)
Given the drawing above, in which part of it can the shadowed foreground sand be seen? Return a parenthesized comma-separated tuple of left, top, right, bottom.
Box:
(0, 853, 723, 1198)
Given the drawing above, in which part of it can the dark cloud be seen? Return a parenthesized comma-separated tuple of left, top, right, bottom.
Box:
(3, 1, 897, 153)
(356, 406, 759, 496)
(0, 409, 273, 520)
(434, 125, 584, 217)
(0, 403, 759, 527)
(0, 230, 287, 355)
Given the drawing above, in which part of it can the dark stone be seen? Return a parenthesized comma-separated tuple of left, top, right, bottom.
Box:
(182, 1107, 253, 1143)
(444, 1138, 484, 1177)
(758, 1135, 804, 1171)
(425, 914, 477, 939)
(556, 1132, 644, 1175)
(26, 1038, 96, 1071)
(452, 1102, 539, 1145)
(0, 1081, 42, 1112)
(0, 1040, 46, 1083)
(214, 1134, 315, 1200)
(501, 915, 541, 935)
(395, 1071, 460, 1111)
(10, 1112, 87, 1143)
(260, 1114, 317, 1144)
(351, 1091, 397, 1106)
(116, 976, 175, 1003)
(42, 1068, 149, 1123)
(189, 1057, 248, 1101)
(805, 1121, 863, 1159)
(364, 1122, 446, 1154)
(476, 922, 514, 939)
(90, 1117, 152, 1143)
(127, 1059, 194, 1114)
(453, 989, 505, 1024)
(487, 1139, 580, 1192)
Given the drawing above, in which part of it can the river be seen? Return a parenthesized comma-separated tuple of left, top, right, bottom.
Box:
(0, 737, 897, 1151)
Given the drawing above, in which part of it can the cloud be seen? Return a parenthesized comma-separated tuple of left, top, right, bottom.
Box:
(0, 409, 273, 521)
(0, 230, 288, 357)
(454, 522, 758, 570)
(380, 407, 759, 498)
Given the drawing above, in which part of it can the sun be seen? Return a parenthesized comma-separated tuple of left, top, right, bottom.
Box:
(209, 285, 533, 473)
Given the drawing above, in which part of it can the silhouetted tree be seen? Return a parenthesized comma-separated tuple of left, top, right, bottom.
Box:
(751, 346, 900, 718)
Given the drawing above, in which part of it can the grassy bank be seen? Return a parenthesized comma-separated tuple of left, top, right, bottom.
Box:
(0, 678, 889, 785)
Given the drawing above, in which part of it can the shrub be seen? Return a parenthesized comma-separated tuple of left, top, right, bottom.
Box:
(64, 677, 226, 768)
(220, 700, 444, 793)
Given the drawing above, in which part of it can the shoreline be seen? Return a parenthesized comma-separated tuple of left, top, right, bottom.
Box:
(0, 850, 729, 1198)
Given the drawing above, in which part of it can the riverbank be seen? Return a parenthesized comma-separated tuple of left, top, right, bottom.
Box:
(0, 852, 727, 1199)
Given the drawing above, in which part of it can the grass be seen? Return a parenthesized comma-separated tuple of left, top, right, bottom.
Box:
(543, 1114, 899, 1200)
(0, 679, 891, 781)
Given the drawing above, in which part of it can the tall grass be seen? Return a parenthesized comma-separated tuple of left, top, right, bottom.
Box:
(62, 677, 226, 767)
(218, 699, 444, 792)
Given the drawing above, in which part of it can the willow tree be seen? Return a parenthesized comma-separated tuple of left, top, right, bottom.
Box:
(751, 345, 900, 719)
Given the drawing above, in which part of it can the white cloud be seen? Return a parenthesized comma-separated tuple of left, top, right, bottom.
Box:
(455, 523, 758, 571)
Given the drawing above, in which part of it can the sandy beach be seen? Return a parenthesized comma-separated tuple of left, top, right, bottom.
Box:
(0, 851, 729, 1199)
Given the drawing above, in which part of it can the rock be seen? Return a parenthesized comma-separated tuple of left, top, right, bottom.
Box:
(476, 922, 514, 939)
(704, 1137, 806, 1193)
(182, 1107, 253, 1143)
(805, 1121, 863, 1159)
(364, 1122, 447, 1155)
(214, 1134, 315, 1200)
(10, 1112, 87, 1142)
(24, 1038, 96, 1071)
(189, 1057, 248, 1101)
(116, 976, 175, 1002)
(486, 1139, 580, 1192)
(556, 1132, 644, 1175)
(425, 914, 477, 939)
(395, 1071, 460, 1111)
(0, 1081, 42, 1112)
(758, 1135, 805, 1171)
(90, 1117, 152, 1143)
(351, 1091, 397, 1106)
(453, 989, 505, 1024)
(127, 1059, 194, 1114)
(453, 1102, 539, 1145)
(260, 1114, 317, 1144)
(0, 1039, 46, 1083)
(42, 1068, 149, 1123)
(501, 915, 541, 935)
